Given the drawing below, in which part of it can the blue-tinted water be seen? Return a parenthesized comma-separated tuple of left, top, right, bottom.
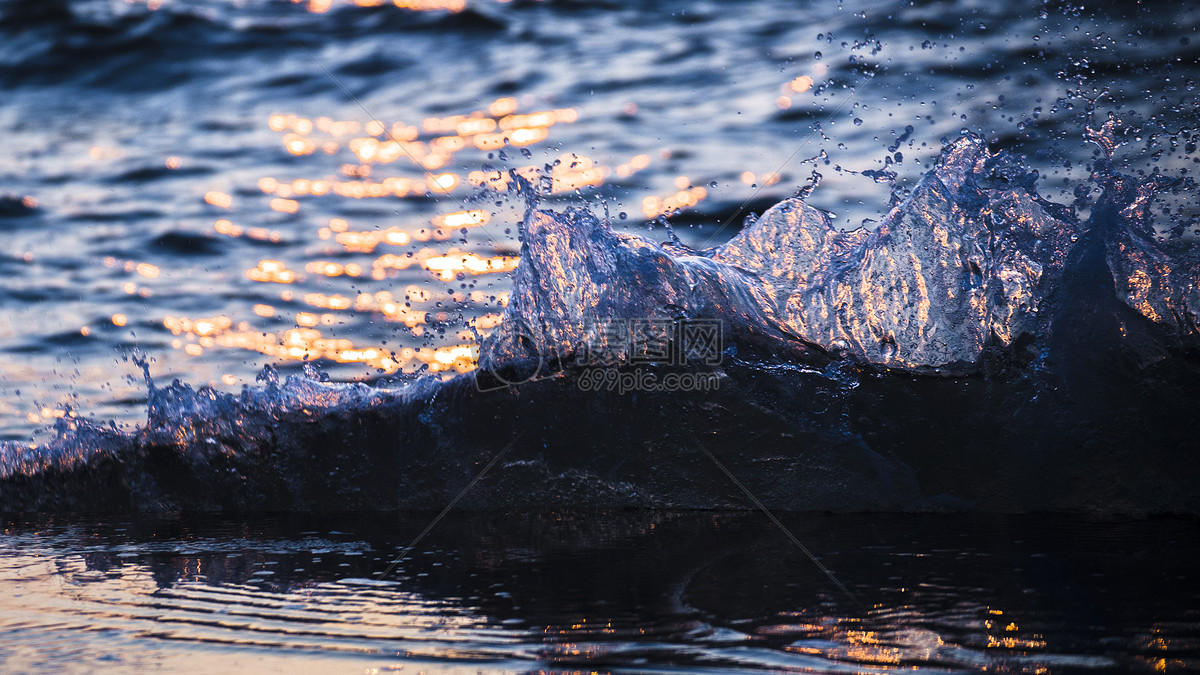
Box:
(2, 0, 1200, 670)
(2, 0, 1196, 440)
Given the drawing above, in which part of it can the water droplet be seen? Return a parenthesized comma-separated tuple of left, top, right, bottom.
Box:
(879, 339, 897, 361)
(853, 118, 863, 126)
(618, 212, 627, 220)
(708, 181, 718, 188)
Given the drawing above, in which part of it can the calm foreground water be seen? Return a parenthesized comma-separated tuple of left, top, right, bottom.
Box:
(2, 511, 1198, 673)
(3, 0, 1200, 671)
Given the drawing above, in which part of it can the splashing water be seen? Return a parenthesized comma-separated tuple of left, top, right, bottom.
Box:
(4, 132, 1198, 514)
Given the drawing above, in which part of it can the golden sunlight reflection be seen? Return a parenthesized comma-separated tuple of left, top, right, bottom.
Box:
(305, 260, 364, 278)
(203, 191, 233, 208)
(642, 186, 707, 219)
(466, 152, 651, 194)
(788, 75, 814, 93)
(319, 211, 488, 252)
(246, 260, 300, 284)
(764, 601, 1056, 668)
(0, 51, 877, 443)
(269, 197, 300, 214)
(273, 102, 578, 184)
(136, 78, 794, 394)
(88, 146, 125, 161)
(423, 251, 520, 281)
(433, 209, 489, 229)
(215, 219, 284, 242)
(776, 65, 826, 109)
(164, 314, 477, 374)
(741, 170, 783, 187)
(322, 225, 411, 252)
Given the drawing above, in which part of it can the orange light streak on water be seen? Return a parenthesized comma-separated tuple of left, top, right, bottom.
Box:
(641, 186, 708, 219)
(422, 251, 520, 281)
(246, 260, 301, 284)
(203, 191, 232, 208)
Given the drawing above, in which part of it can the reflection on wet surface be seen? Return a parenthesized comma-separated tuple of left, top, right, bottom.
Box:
(2, 511, 1197, 673)
(169, 96, 579, 378)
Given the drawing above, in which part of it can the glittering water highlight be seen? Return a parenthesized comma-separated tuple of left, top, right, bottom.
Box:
(2, 1, 1200, 670)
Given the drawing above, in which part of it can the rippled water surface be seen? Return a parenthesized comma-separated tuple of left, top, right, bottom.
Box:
(3, 0, 1197, 439)
(2, 512, 1198, 673)
(3, 0, 1200, 670)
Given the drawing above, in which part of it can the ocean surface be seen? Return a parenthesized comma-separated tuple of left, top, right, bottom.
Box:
(2, 0, 1200, 671)
(3, 511, 1199, 673)
(2, 0, 1196, 440)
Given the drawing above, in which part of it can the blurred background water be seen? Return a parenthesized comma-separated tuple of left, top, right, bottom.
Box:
(3, 1, 1200, 671)
(1, 0, 1197, 441)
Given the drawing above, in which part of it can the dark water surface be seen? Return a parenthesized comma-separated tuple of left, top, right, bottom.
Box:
(3, 0, 1200, 670)
(2, 511, 1198, 673)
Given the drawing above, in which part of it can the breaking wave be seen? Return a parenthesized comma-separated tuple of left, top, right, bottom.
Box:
(3, 131, 1199, 514)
